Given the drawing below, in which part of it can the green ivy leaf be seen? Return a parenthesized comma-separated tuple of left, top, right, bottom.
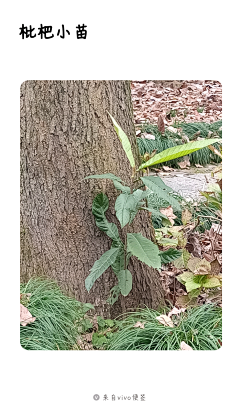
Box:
(117, 269, 133, 296)
(127, 233, 161, 268)
(85, 247, 120, 291)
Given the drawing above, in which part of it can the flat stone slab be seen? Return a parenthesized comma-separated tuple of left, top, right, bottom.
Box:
(150, 164, 218, 202)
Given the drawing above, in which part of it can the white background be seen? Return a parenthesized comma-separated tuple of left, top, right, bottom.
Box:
(1, 1, 239, 418)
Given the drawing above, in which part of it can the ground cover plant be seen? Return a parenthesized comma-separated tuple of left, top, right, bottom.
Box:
(20, 278, 94, 350)
(106, 304, 222, 350)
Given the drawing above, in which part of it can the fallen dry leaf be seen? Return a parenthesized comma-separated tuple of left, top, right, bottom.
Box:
(162, 166, 174, 172)
(159, 205, 177, 226)
(133, 321, 145, 329)
(131, 80, 222, 126)
(20, 303, 36, 326)
(141, 133, 155, 140)
(181, 209, 192, 225)
(195, 163, 203, 168)
(156, 314, 174, 328)
(180, 341, 193, 350)
(168, 307, 186, 317)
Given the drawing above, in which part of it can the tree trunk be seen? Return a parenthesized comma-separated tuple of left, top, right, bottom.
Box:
(20, 80, 165, 317)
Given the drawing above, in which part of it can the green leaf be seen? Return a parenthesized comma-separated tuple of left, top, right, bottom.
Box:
(85, 247, 120, 291)
(82, 303, 95, 314)
(174, 249, 191, 269)
(117, 269, 133, 296)
(115, 193, 136, 228)
(113, 180, 131, 193)
(141, 175, 173, 192)
(156, 237, 178, 247)
(84, 173, 123, 182)
(159, 248, 182, 264)
(140, 176, 181, 211)
(111, 246, 125, 275)
(108, 112, 136, 168)
(107, 285, 121, 305)
(177, 271, 194, 284)
(127, 233, 161, 268)
(105, 319, 115, 327)
(203, 275, 221, 288)
(92, 193, 122, 246)
(139, 138, 220, 169)
(185, 278, 202, 293)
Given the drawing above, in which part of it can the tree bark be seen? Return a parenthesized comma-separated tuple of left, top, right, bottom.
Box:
(20, 80, 165, 317)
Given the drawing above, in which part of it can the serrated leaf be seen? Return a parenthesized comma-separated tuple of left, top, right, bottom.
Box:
(84, 173, 123, 182)
(127, 233, 161, 268)
(115, 193, 131, 227)
(117, 269, 132, 296)
(85, 247, 120, 291)
(113, 180, 131, 193)
(108, 112, 136, 168)
(139, 138, 220, 169)
(92, 193, 122, 246)
(159, 248, 182, 264)
(140, 176, 181, 211)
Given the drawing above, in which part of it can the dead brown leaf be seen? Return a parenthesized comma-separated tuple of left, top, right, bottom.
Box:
(133, 321, 145, 329)
(180, 341, 193, 350)
(156, 314, 174, 328)
(20, 303, 36, 326)
(181, 209, 192, 225)
(159, 205, 177, 226)
(168, 307, 186, 317)
(162, 166, 174, 172)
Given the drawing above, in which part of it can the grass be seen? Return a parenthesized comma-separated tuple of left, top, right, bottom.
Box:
(107, 304, 222, 350)
(146, 189, 221, 232)
(20, 278, 85, 350)
(137, 121, 222, 167)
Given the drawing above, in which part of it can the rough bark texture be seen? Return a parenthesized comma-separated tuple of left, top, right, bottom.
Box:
(20, 80, 165, 317)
